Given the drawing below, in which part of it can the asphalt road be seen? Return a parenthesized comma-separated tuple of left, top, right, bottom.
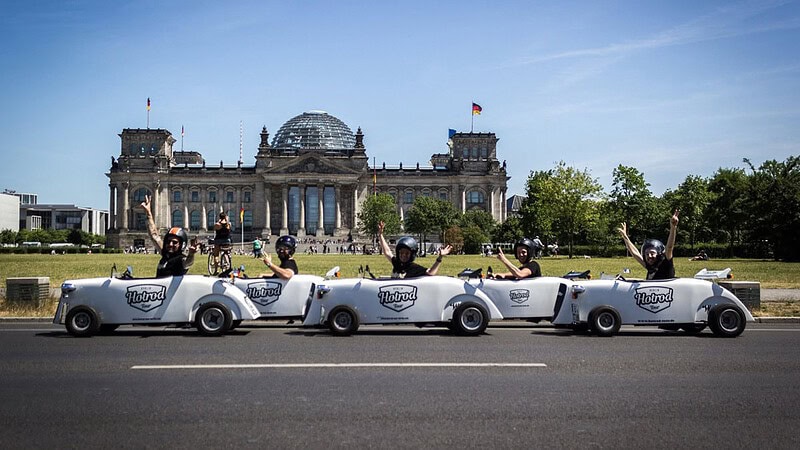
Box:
(1, 322, 799, 449)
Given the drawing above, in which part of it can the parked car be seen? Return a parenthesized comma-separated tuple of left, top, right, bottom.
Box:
(54, 268, 260, 337)
(303, 276, 504, 336)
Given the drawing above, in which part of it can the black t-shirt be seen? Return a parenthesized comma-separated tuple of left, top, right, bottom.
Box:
(519, 261, 542, 278)
(646, 257, 675, 280)
(279, 258, 299, 275)
(391, 257, 428, 278)
(214, 223, 231, 242)
(156, 253, 187, 278)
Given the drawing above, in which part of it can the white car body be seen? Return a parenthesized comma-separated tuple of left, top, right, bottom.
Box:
(54, 275, 260, 336)
(466, 277, 568, 322)
(230, 274, 323, 320)
(550, 277, 755, 337)
(303, 276, 504, 335)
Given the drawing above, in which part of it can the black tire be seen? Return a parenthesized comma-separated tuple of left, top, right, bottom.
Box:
(708, 304, 746, 338)
(65, 307, 99, 337)
(589, 306, 621, 337)
(680, 324, 707, 334)
(452, 303, 489, 336)
(328, 307, 358, 336)
(195, 302, 233, 336)
(207, 253, 216, 275)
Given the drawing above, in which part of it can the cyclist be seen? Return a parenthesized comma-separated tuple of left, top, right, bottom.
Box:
(261, 235, 299, 279)
(140, 195, 197, 277)
(210, 212, 232, 274)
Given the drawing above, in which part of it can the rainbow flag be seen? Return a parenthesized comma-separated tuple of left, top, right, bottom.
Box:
(472, 102, 482, 115)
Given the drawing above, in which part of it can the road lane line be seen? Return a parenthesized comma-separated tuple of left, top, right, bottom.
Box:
(131, 362, 547, 370)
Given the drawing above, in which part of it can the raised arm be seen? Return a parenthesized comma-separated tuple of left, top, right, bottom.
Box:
(493, 247, 532, 279)
(617, 222, 645, 268)
(665, 209, 679, 260)
(377, 221, 393, 263)
(140, 195, 163, 252)
(425, 245, 452, 276)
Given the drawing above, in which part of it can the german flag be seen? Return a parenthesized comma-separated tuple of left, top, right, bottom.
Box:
(472, 102, 482, 115)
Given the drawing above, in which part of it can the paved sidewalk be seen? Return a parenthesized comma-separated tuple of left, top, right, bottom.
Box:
(762, 289, 800, 302)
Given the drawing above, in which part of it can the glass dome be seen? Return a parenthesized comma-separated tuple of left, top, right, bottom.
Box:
(272, 110, 356, 151)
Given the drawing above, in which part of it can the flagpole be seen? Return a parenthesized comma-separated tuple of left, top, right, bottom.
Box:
(373, 157, 376, 196)
(146, 98, 150, 129)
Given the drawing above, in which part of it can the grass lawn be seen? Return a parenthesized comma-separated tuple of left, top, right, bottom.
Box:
(2, 252, 798, 317)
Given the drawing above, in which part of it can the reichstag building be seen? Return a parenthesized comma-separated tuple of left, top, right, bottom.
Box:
(106, 110, 509, 248)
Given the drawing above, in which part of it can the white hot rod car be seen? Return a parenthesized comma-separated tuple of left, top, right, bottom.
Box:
(54, 268, 260, 337)
(303, 275, 504, 336)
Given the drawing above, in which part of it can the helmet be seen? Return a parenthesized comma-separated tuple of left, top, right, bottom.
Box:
(514, 238, 536, 263)
(641, 239, 666, 265)
(395, 236, 419, 263)
(276, 235, 297, 256)
(163, 227, 188, 252)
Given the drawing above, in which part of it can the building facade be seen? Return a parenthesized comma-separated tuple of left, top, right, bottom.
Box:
(106, 111, 508, 248)
(0, 192, 20, 232)
(18, 204, 108, 235)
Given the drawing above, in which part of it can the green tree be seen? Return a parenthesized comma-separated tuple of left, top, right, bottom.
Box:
(443, 225, 464, 254)
(461, 225, 489, 254)
(0, 229, 17, 245)
(520, 161, 604, 257)
(459, 209, 496, 237)
(404, 196, 459, 241)
(743, 156, 800, 261)
(706, 168, 749, 256)
(492, 216, 523, 244)
(662, 175, 711, 249)
(357, 193, 401, 237)
(606, 165, 658, 243)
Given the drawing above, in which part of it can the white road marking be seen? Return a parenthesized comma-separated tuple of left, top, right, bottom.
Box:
(131, 362, 547, 370)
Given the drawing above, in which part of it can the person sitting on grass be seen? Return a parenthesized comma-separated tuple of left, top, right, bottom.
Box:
(377, 221, 452, 278)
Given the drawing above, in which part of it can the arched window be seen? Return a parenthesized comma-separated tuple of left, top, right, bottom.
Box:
(133, 187, 150, 203)
(190, 210, 201, 230)
(467, 190, 484, 205)
(172, 210, 183, 228)
(207, 210, 217, 231)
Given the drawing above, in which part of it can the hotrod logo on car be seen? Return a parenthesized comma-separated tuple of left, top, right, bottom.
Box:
(245, 280, 282, 306)
(509, 289, 530, 304)
(378, 285, 418, 312)
(634, 286, 674, 313)
(125, 284, 167, 312)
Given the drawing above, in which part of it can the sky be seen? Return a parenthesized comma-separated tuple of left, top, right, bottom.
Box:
(1, 0, 798, 210)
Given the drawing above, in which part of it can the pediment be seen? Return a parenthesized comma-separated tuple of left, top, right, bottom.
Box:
(264, 153, 362, 175)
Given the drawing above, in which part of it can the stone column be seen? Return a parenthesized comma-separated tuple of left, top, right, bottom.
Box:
(264, 184, 271, 237)
(184, 205, 189, 229)
(280, 185, 289, 235)
(317, 184, 325, 237)
(334, 184, 342, 230)
(201, 203, 207, 230)
(501, 188, 507, 222)
(298, 185, 306, 236)
(460, 186, 466, 213)
(489, 185, 496, 219)
(108, 184, 116, 229)
(352, 184, 359, 233)
(121, 182, 129, 231)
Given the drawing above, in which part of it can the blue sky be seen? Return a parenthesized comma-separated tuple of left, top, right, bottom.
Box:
(1, 0, 798, 210)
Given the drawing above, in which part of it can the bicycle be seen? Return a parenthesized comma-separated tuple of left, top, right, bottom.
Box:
(208, 240, 233, 275)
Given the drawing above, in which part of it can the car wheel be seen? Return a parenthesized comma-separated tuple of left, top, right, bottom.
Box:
(708, 304, 746, 338)
(195, 302, 232, 336)
(453, 303, 489, 336)
(589, 306, 620, 337)
(681, 324, 707, 334)
(65, 307, 99, 337)
(328, 307, 358, 336)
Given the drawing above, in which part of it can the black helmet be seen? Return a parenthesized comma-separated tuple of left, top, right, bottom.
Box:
(276, 235, 297, 256)
(514, 238, 536, 263)
(395, 236, 419, 263)
(642, 239, 667, 259)
(163, 227, 188, 252)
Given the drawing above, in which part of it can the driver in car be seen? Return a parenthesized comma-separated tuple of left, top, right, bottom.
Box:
(140, 195, 198, 277)
(618, 209, 679, 280)
(377, 221, 452, 278)
(261, 235, 298, 279)
(490, 238, 542, 279)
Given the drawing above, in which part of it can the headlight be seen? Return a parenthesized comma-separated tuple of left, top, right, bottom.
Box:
(61, 282, 77, 294)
